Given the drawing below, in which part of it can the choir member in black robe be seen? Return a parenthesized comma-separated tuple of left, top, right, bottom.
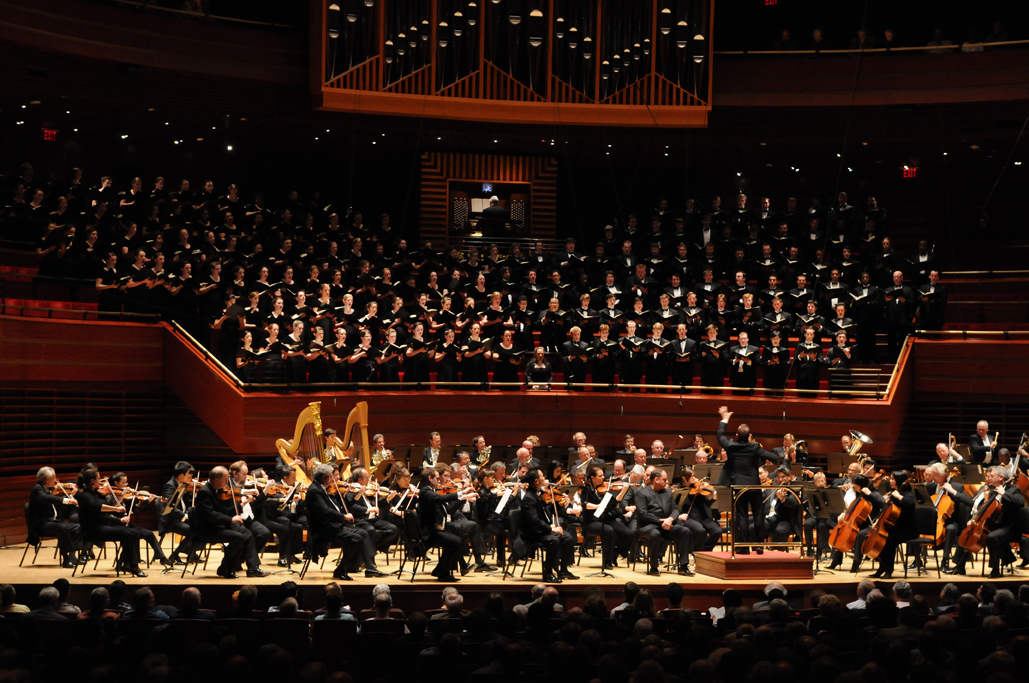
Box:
(728, 331, 759, 396)
(826, 330, 855, 399)
(794, 327, 823, 397)
(433, 327, 461, 386)
(668, 324, 697, 391)
(403, 322, 431, 388)
(699, 324, 727, 394)
(376, 327, 404, 385)
(490, 330, 523, 389)
(461, 323, 490, 387)
(618, 320, 646, 392)
(761, 330, 790, 397)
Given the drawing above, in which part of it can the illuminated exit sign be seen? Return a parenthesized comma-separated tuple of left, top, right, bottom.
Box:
(42, 128, 57, 141)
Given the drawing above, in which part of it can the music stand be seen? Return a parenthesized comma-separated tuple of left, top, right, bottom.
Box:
(678, 448, 700, 466)
(957, 464, 985, 484)
(647, 458, 678, 480)
(911, 483, 935, 507)
(806, 485, 842, 575)
(693, 463, 724, 484)
(826, 453, 850, 476)
(373, 460, 402, 482)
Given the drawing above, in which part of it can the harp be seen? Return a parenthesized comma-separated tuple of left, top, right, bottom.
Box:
(275, 402, 323, 486)
(339, 400, 372, 475)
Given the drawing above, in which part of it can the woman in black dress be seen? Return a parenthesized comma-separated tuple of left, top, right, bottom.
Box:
(794, 327, 823, 397)
(306, 324, 332, 384)
(761, 329, 790, 397)
(404, 322, 431, 388)
(433, 327, 462, 387)
(259, 322, 286, 383)
(524, 346, 553, 390)
(619, 319, 646, 392)
(348, 329, 378, 383)
(538, 297, 566, 353)
(282, 320, 309, 384)
(75, 467, 172, 577)
(461, 322, 489, 387)
(480, 292, 506, 342)
(698, 324, 728, 395)
(96, 253, 123, 315)
(377, 327, 404, 385)
(490, 329, 522, 390)
(123, 248, 152, 313)
(826, 330, 855, 399)
(328, 327, 351, 383)
(871, 471, 917, 579)
(235, 331, 258, 383)
(265, 296, 289, 335)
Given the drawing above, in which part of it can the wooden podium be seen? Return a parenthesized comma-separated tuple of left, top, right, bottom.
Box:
(695, 551, 814, 580)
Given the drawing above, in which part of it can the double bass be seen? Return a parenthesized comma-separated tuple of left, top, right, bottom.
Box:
(829, 470, 883, 552)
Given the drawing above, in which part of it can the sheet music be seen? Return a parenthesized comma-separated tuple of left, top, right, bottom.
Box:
(594, 491, 613, 517)
(495, 488, 512, 514)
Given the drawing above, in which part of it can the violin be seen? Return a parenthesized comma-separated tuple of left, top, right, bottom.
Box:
(596, 481, 629, 495)
(541, 485, 573, 506)
(115, 487, 167, 504)
(52, 481, 79, 496)
(687, 477, 716, 498)
(324, 481, 354, 496)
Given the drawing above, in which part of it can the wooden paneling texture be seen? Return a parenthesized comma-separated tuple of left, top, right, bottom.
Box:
(911, 339, 1029, 396)
(0, 316, 164, 383)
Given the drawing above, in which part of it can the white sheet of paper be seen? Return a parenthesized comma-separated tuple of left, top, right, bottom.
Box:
(495, 488, 512, 514)
(594, 492, 613, 517)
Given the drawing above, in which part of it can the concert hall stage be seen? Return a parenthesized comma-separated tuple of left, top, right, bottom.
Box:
(4, 545, 1026, 615)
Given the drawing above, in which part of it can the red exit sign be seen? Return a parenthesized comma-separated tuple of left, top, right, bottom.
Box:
(42, 128, 57, 141)
(765, 0, 778, 5)
(903, 166, 918, 178)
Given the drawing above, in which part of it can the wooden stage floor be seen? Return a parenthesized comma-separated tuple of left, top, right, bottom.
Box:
(5, 544, 1027, 613)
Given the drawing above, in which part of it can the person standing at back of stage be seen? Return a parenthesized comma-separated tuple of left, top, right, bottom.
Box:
(714, 406, 779, 555)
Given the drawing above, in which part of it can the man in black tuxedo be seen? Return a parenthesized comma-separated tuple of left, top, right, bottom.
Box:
(418, 466, 478, 582)
(519, 468, 577, 583)
(28, 466, 83, 568)
(669, 323, 697, 390)
(762, 466, 802, 545)
(194, 466, 258, 579)
(421, 431, 443, 470)
(883, 270, 914, 360)
(305, 464, 382, 580)
(969, 420, 997, 464)
(562, 326, 590, 390)
(715, 406, 779, 554)
(636, 469, 698, 576)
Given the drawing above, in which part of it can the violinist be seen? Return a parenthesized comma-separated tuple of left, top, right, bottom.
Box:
(802, 472, 832, 559)
(28, 467, 84, 568)
(305, 464, 377, 581)
(344, 467, 399, 556)
(441, 458, 497, 574)
(762, 466, 802, 548)
(826, 474, 884, 572)
(227, 461, 272, 574)
(636, 468, 699, 576)
(474, 468, 510, 568)
(923, 463, 972, 573)
(581, 466, 634, 569)
(259, 466, 306, 566)
(947, 465, 1024, 578)
(519, 467, 577, 583)
(194, 466, 258, 580)
(74, 467, 173, 577)
(417, 466, 480, 582)
(386, 467, 418, 521)
(679, 467, 722, 551)
(869, 471, 917, 580)
(157, 461, 196, 566)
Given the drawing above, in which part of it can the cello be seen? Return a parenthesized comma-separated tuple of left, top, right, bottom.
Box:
(931, 467, 960, 546)
(958, 456, 1021, 553)
(829, 470, 883, 552)
(860, 472, 903, 559)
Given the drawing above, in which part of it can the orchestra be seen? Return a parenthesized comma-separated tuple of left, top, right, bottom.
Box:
(25, 411, 1029, 582)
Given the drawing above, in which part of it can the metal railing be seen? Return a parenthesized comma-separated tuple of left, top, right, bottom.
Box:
(106, 0, 298, 29)
(0, 300, 160, 323)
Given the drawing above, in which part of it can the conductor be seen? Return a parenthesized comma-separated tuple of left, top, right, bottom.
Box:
(715, 406, 779, 555)
(479, 196, 508, 238)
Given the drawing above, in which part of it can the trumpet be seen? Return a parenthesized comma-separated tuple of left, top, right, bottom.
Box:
(476, 445, 492, 467)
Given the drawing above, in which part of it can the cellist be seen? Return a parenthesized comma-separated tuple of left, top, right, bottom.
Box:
(869, 470, 917, 579)
(946, 465, 1024, 578)
(923, 462, 971, 572)
(826, 474, 884, 572)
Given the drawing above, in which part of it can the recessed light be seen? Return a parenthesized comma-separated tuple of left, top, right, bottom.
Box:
(227, 145, 233, 151)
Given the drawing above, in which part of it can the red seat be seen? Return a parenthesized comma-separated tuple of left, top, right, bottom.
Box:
(23, 300, 51, 318)
(47, 301, 79, 319)
(3, 299, 27, 316)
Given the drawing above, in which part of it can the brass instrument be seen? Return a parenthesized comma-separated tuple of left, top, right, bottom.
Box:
(275, 402, 323, 486)
(699, 443, 714, 457)
(476, 445, 492, 467)
(371, 447, 392, 468)
(848, 429, 873, 464)
(427, 449, 439, 468)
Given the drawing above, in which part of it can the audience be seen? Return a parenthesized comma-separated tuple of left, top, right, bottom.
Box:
(2, 577, 1028, 682)
(0, 584, 29, 613)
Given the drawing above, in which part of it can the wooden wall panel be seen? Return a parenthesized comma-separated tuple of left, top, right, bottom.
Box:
(0, 316, 164, 383)
(419, 152, 558, 243)
(161, 326, 245, 452)
(911, 339, 1029, 396)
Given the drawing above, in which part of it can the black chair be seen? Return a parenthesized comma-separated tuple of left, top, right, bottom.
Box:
(900, 506, 940, 578)
(180, 506, 214, 578)
(512, 507, 546, 580)
(164, 618, 218, 646)
(310, 618, 358, 667)
(19, 503, 61, 567)
(72, 531, 123, 578)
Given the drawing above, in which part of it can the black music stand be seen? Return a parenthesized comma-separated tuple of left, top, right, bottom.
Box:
(693, 463, 724, 484)
(911, 483, 935, 507)
(807, 486, 846, 575)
